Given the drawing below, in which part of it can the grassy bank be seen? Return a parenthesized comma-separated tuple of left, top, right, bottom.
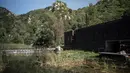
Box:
(0, 44, 32, 50)
(0, 50, 130, 73)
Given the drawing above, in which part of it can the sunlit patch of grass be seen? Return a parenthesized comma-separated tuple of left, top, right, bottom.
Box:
(52, 50, 103, 73)
(59, 50, 98, 61)
(0, 43, 32, 49)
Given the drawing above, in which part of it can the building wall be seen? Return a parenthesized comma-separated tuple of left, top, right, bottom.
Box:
(64, 16, 130, 52)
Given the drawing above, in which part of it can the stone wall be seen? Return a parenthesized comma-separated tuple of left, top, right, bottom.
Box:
(1, 48, 55, 56)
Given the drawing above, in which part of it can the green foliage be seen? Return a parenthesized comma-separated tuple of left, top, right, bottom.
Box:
(0, 0, 130, 46)
(0, 7, 15, 43)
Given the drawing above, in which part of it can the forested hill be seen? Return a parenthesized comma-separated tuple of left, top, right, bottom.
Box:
(0, 0, 130, 47)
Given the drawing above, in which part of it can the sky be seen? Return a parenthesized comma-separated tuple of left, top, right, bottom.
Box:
(0, 0, 97, 15)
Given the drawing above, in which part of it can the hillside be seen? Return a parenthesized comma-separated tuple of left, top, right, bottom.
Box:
(0, 7, 15, 43)
(0, 0, 130, 47)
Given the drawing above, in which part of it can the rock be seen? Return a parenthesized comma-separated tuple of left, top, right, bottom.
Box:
(54, 46, 62, 54)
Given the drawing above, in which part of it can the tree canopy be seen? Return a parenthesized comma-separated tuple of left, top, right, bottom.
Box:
(0, 0, 130, 47)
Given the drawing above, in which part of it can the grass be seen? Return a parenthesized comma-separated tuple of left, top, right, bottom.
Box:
(0, 50, 130, 73)
(0, 43, 32, 50)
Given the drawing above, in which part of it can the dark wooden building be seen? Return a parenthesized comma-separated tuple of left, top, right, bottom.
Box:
(64, 16, 130, 52)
